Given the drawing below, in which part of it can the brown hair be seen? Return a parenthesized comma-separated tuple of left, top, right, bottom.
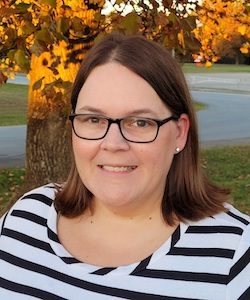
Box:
(55, 33, 229, 224)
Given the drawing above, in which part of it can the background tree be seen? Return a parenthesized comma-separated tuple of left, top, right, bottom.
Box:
(0, 0, 105, 190)
(193, 0, 250, 65)
(0, 0, 199, 190)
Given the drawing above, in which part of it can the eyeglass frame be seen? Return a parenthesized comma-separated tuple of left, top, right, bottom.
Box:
(69, 113, 180, 143)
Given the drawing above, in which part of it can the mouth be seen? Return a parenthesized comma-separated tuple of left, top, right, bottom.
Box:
(98, 165, 137, 173)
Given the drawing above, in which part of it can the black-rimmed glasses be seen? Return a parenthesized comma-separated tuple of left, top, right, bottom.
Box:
(69, 114, 179, 143)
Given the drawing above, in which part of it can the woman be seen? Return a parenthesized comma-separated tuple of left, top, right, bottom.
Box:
(0, 33, 249, 299)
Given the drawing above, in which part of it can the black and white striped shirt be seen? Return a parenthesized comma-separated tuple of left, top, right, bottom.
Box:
(0, 184, 249, 299)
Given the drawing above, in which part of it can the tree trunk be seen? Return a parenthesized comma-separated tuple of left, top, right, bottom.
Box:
(235, 53, 240, 65)
(24, 53, 79, 190)
(25, 111, 72, 188)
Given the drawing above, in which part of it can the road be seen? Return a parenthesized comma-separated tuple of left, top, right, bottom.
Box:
(195, 91, 250, 147)
(186, 73, 250, 94)
(0, 126, 26, 168)
(0, 90, 250, 168)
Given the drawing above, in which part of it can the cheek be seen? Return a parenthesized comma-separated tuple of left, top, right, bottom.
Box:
(72, 136, 82, 161)
(147, 137, 176, 174)
(138, 145, 173, 170)
(72, 136, 97, 164)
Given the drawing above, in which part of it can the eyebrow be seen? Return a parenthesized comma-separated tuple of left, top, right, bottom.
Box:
(76, 106, 159, 117)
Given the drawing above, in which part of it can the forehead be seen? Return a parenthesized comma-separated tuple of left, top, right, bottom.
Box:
(76, 62, 170, 117)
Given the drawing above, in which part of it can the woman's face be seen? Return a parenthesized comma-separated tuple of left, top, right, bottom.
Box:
(73, 62, 189, 215)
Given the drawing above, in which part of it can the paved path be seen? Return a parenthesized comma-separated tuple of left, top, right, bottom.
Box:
(186, 73, 250, 94)
(195, 91, 250, 142)
(0, 126, 26, 168)
(7, 73, 28, 85)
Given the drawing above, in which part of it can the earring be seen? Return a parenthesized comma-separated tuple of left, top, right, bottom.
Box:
(175, 147, 180, 153)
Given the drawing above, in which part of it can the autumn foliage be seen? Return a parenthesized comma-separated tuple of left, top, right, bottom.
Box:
(0, 0, 199, 82)
(193, 0, 250, 65)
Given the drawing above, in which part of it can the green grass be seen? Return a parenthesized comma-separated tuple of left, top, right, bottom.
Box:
(194, 101, 206, 111)
(0, 168, 25, 214)
(0, 83, 28, 126)
(183, 63, 250, 73)
(201, 146, 250, 215)
(1, 146, 250, 216)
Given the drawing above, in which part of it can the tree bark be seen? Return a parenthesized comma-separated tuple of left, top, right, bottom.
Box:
(23, 53, 79, 190)
(25, 112, 72, 189)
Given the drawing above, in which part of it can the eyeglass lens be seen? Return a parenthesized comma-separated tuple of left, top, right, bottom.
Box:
(72, 114, 159, 142)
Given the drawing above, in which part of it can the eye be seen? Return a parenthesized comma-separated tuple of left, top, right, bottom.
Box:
(76, 115, 107, 126)
(87, 116, 101, 123)
(132, 118, 156, 128)
(135, 119, 149, 127)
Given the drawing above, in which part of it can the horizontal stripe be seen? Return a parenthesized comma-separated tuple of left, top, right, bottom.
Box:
(228, 247, 250, 282)
(169, 247, 235, 258)
(11, 210, 47, 227)
(186, 226, 243, 235)
(0, 250, 200, 300)
(0, 277, 66, 300)
(133, 268, 227, 284)
(227, 211, 249, 226)
(2, 228, 53, 254)
(21, 193, 53, 206)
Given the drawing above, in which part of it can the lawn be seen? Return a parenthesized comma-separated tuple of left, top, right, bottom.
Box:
(1, 145, 250, 216)
(183, 63, 250, 73)
(0, 83, 28, 126)
(0, 168, 25, 214)
(202, 146, 250, 215)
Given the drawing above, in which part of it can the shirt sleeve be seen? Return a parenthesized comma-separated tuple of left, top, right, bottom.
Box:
(227, 223, 250, 300)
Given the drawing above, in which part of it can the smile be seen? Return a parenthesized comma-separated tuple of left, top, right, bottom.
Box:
(99, 165, 137, 172)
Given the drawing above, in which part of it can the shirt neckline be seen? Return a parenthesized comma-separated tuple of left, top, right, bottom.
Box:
(47, 203, 188, 276)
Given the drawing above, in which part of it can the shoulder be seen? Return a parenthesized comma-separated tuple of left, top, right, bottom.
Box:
(7, 183, 57, 213)
(215, 203, 250, 228)
(216, 206, 250, 299)
(0, 184, 58, 236)
(214, 205, 250, 255)
(184, 204, 250, 254)
(191, 203, 249, 231)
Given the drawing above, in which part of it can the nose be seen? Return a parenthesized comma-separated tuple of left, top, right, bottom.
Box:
(100, 123, 130, 151)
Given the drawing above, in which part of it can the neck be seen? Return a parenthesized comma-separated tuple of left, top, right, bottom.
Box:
(89, 195, 164, 225)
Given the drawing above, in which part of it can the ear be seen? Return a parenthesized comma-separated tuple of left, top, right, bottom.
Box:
(175, 113, 190, 153)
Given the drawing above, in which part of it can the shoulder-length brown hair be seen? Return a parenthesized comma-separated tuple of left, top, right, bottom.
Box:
(55, 33, 229, 225)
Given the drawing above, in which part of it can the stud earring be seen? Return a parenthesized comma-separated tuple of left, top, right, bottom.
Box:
(175, 147, 180, 153)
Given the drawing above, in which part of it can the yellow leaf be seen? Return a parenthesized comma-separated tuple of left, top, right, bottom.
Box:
(238, 25, 247, 36)
(240, 47, 249, 54)
(178, 30, 185, 48)
(205, 61, 212, 68)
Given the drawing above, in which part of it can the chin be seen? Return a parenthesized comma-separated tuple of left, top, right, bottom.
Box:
(94, 192, 138, 209)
